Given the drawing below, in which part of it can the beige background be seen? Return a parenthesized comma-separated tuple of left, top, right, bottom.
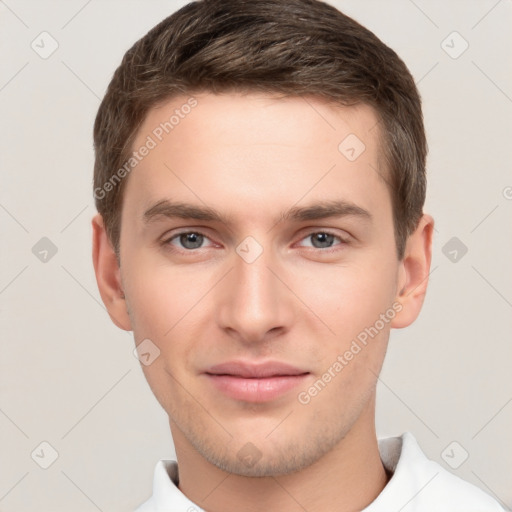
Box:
(1, 0, 511, 510)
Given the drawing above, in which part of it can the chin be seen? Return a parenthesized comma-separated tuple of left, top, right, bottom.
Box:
(194, 428, 343, 478)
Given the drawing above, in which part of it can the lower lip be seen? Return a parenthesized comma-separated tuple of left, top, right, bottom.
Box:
(205, 374, 309, 402)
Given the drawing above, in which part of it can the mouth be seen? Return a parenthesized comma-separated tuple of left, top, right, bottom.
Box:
(204, 361, 310, 402)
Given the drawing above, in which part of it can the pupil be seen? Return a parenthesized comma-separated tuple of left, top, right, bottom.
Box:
(181, 233, 203, 249)
(313, 232, 334, 248)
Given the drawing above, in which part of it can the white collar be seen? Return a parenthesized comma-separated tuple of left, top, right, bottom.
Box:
(135, 432, 503, 511)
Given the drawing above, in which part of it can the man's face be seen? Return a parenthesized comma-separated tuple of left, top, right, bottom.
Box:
(119, 92, 403, 476)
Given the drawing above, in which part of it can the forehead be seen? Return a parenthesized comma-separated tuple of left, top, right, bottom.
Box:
(124, 92, 389, 226)
(135, 91, 381, 151)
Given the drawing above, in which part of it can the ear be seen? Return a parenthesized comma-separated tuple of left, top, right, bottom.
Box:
(91, 213, 132, 331)
(391, 213, 434, 329)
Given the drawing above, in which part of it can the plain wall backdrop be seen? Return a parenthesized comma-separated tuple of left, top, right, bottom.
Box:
(1, 0, 511, 510)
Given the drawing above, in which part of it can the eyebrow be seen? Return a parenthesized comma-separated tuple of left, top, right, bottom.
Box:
(142, 198, 372, 226)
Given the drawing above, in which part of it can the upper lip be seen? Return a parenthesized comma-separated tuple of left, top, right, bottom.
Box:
(205, 361, 309, 378)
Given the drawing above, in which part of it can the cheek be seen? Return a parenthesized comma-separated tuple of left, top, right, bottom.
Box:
(124, 264, 199, 407)
(293, 257, 398, 342)
(123, 259, 210, 382)
(126, 280, 173, 339)
(123, 254, 199, 338)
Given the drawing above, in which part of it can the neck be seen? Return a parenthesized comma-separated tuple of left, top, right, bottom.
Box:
(171, 397, 388, 512)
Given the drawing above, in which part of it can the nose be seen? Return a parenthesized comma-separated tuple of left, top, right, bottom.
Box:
(216, 241, 295, 346)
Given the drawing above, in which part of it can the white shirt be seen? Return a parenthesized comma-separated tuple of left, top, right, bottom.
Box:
(134, 432, 505, 511)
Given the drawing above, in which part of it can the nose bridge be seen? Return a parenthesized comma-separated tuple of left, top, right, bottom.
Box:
(217, 236, 293, 342)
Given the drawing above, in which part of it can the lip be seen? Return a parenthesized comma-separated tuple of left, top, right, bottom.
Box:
(204, 361, 309, 402)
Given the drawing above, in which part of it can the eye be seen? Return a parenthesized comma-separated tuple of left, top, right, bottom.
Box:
(297, 231, 347, 250)
(164, 231, 214, 251)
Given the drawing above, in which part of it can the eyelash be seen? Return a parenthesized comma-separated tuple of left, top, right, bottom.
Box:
(161, 230, 349, 254)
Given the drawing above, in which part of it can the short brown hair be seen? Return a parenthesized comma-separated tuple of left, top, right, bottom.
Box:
(93, 0, 427, 260)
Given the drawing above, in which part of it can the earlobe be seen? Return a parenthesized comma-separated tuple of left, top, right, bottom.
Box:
(391, 214, 434, 329)
(91, 214, 132, 331)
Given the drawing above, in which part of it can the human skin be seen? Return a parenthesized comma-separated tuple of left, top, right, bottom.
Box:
(92, 92, 433, 512)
